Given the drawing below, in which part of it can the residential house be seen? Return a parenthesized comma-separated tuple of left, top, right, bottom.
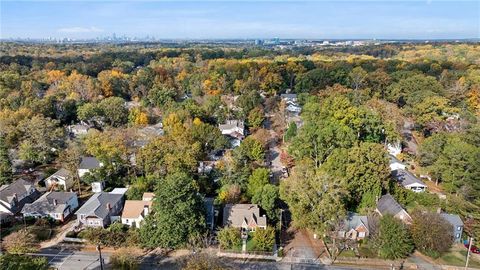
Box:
(441, 213, 464, 243)
(387, 141, 402, 156)
(219, 120, 245, 148)
(76, 192, 124, 228)
(44, 168, 74, 191)
(67, 124, 91, 137)
(338, 213, 369, 241)
(392, 169, 427, 193)
(280, 93, 298, 103)
(223, 204, 267, 232)
(22, 192, 78, 222)
(0, 179, 40, 215)
(389, 155, 406, 171)
(204, 197, 215, 231)
(110, 188, 129, 195)
(78, 157, 104, 192)
(78, 156, 103, 178)
(121, 196, 152, 228)
(198, 161, 215, 174)
(376, 194, 412, 224)
(134, 122, 164, 148)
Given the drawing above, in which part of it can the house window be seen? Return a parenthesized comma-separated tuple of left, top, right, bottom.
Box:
(358, 232, 366, 237)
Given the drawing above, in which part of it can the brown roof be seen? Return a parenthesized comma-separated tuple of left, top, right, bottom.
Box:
(121, 200, 152, 219)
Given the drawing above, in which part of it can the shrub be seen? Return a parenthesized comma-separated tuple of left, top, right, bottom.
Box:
(110, 248, 139, 270)
(217, 227, 241, 250)
(252, 227, 275, 251)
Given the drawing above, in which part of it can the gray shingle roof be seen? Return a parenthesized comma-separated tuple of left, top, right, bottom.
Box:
(22, 192, 76, 216)
(79, 157, 101, 170)
(76, 192, 123, 219)
(0, 179, 41, 214)
(223, 204, 266, 228)
(389, 155, 404, 165)
(52, 168, 71, 178)
(392, 169, 426, 187)
(441, 213, 463, 227)
(376, 194, 405, 216)
(343, 213, 369, 232)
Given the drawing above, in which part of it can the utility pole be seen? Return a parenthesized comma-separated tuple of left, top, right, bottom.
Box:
(465, 237, 474, 270)
(97, 244, 104, 270)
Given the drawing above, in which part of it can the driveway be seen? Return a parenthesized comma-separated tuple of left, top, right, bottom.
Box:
(283, 228, 326, 263)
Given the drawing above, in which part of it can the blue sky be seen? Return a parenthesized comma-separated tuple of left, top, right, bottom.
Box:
(1, 1, 479, 39)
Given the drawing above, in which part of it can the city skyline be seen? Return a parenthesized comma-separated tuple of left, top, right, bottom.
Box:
(1, 1, 479, 40)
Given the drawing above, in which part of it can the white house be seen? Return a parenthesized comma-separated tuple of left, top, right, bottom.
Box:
(67, 124, 91, 137)
(78, 156, 103, 178)
(22, 192, 78, 222)
(44, 168, 74, 191)
(389, 155, 406, 171)
(218, 120, 245, 138)
(392, 169, 427, 193)
(387, 141, 402, 156)
(121, 194, 153, 228)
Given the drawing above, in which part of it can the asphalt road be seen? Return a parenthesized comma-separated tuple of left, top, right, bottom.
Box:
(32, 247, 374, 270)
(32, 247, 110, 270)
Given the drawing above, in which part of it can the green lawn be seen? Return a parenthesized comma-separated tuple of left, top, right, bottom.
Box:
(339, 249, 357, 258)
(438, 251, 480, 268)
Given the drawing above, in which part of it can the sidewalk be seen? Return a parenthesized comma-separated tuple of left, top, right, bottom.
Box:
(40, 220, 77, 249)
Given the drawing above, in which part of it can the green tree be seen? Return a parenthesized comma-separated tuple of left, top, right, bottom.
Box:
(98, 97, 128, 127)
(139, 172, 206, 248)
(321, 143, 390, 210)
(18, 115, 64, 164)
(233, 137, 265, 164)
(252, 227, 275, 251)
(374, 215, 414, 260)
(217, 227, 241, 250)
(246, 168, 270, 198)
(386, 74, 443, 107)
(280, 161, 348, 234)
(0, 254, 49, 270)
(410, 211, 453, 257)
(431, 137, 480, 198)
(0, 136, 12, 185)
(147, 84, 177, 107)
(417, 133, 447, 167)
(247, 107, 265, 129)
(252, 184, 279, 221)
(284, 122, 297, 142)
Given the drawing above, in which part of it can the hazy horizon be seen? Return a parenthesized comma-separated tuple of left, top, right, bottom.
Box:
(1, 1, 479, 40)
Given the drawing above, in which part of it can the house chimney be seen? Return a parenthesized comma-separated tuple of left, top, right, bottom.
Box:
(53, 199, 57, 206)
(13, 193, 18, 202)
(106, 203, 111, 211)
(437, 207, 442, 214)
(143, 205, 149, 216)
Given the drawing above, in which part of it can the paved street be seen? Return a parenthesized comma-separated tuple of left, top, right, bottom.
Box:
(32, 246, 376, 270)
(31, 247, 110, 270)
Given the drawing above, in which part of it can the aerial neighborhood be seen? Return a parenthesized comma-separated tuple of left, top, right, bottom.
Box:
(0, 41, 479, 269)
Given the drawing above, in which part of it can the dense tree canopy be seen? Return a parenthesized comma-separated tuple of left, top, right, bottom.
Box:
(139, 172, 206, 249)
